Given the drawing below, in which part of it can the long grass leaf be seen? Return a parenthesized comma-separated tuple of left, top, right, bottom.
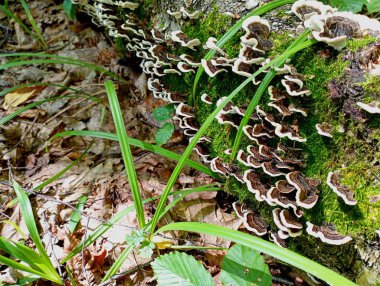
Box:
(105, 80, 145, 228)
(12, 181, 62, 284)
(49, 130, 218, 178)
(7, 144, 93, 208)
(0, 52, 126, 83)
(0, 59, 124, 82)
(0, 238, 48, 269)
(62, 186, 220, 263)
(193, 0, 296, 96)
(0, 82, 94, 98)
(0, 255, 46, 278)
(155, 222, 356, 286)
(230, 30, 312, 159)
(149, 38, 316, 234)
(0, 5, 35, 37)
(68, 195, 88, 233)
(101, 243, 135, 282)
(19, 0, 46, 48)
(0, 95, 72, 125)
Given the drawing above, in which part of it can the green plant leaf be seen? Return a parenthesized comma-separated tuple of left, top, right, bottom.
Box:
(49, 130, 218, 178)
(231, 29, 311, 159)
(63, 0, 77, 20)
(12, 181, 62, 284)
(149, 37, 316, 234)
(138, 240, 155, 258)
(367, 0, 380, 13)
(151, 252, 214, 286)
(101, 243, 135, 282)
(105, 80, 145, 228)
(329, 0, 365, 12)
(20, 0, 46, 48)
(220, 244, 271, 286)
(153, 105, 174, 122)
(62, 186, 219, 263)
(155, 222, 356, 286)
(155, 123, 175, 146)
(192, 0, 296, 96)
(68, 195, 87, 233)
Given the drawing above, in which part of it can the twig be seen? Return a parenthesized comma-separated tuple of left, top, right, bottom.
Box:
(97, 260, 153, 286)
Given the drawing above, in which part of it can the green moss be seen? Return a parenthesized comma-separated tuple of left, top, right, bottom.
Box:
(346, 36, 377, 52)
(359, 74, 380, 103)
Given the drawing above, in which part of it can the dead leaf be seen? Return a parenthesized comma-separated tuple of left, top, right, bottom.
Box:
(3, 86, 44, 110)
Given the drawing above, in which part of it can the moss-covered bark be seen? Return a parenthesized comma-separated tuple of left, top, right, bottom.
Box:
(86, 0, 380, 284)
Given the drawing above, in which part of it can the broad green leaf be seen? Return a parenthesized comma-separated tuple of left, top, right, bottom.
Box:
(151, 252, 214, 286)
(220, 244, 271, 286)
(155, 222, 356, 286)
(367, 0, 380, 13)
(155, 123, 175, 146)
(329, 0, 365, 12)
(63, 0, 77, 20)
(153, 105, 174, 122)
(68, 195, 87, 233)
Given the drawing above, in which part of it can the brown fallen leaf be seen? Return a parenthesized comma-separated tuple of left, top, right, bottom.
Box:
(3, 86, 45, 110)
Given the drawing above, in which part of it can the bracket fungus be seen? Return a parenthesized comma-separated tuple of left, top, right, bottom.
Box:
(292, 0, 336, 21)
(357, 100, 380, 114)
(306, 222, 352, 245)
(203, 37, 226, 56)
(327, 171, 357, 205)
(281, 75, 311, 97)
(286, 171, 320, 209)
(316, 122, 333, 138)
(241, 16, 272, 51)
(170, 30, 201, 50)
(243, 212, 268, 236)
(201, 59, 228, 77)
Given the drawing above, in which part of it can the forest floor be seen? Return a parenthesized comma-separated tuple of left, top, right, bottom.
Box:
(0, 1, 312, 285)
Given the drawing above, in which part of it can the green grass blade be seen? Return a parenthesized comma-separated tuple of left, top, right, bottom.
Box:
(0, 53, 126, 83)
(19, 0, 46, 48)
(0, 237, 48, 269)
(0, 82, 94, 98)
(102, 185, 220, 282)
(0, 95, 72, 125)
(149, 38, 316, 234)
(12, 181, 62, 284)
(230, 30, 312, 159)
(0, 254, 47, 278)
(68, 195, 88, 233)
(0, 59, 123, 82)
(62, 186, 220, 263)
(0, 5, 35, 37)
(193, 0, 296, 96)
(49, 130, 219, 178)
(155, 222, 356, 286)
(7, 144, 92, 208)
(231, 70, 276, 160)
(157, 185, 221, 223)
(0, 220, 27, 240)
(105, 80, 145, 228)
(101, 243, 135, 282)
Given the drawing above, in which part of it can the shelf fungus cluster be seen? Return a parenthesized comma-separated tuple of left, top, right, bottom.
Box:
(83, 0, 362, 248)
(292, 0, 380, 51)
